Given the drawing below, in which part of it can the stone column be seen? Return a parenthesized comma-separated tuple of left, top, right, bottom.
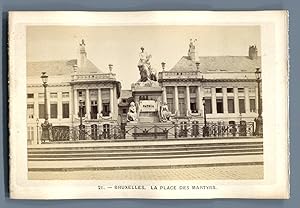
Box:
(34, 92, 39, 119)
(57, 92, 62, 120)
(113, 85, 118, 119)
(162, 86, 167, 104)
(86, 89, 90, 119)
(69, 89, 73, 121)
(74, 89, 78, 118)
(110, 88, 114, 117)
(174, 86, 179, 115)
(211, 87, 217, 114)
(97, 88, 102, 118)
(197, 86, 203, 115)
(186, 86, 190, 115)
(222, 87, 228, 114)
(47, 91, 50, 120)
(234, 87, 239, 114)
(245, 87, 250, 113)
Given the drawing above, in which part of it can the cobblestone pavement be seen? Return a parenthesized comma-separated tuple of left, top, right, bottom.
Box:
(29, 165, 263, 180)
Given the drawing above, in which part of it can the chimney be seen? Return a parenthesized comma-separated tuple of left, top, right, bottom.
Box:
(78, 39, 87, 68)
(248, 45, 258, 60)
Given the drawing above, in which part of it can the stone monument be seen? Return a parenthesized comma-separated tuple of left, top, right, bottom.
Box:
(125, 47, 174, 140)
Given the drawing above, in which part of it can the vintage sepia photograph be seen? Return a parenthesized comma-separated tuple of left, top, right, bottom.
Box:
(9, 11, 288, 199)
(26, 26, 263, 180)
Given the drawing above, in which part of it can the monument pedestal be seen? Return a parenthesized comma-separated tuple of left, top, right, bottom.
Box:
(125, 122, 176, 140)
(132, 80, 163, 123)
(125, 80, 176, 140)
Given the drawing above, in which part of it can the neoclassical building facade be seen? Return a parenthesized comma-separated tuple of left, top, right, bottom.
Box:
(26, 40, 121, 144)
(158, 42, 261, 125)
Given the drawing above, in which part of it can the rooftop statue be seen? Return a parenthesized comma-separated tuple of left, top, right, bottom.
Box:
(137, 47, 157, 82)
(187, 38, 197, 61)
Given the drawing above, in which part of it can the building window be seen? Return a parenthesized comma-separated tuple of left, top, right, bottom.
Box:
(238, 88, 244, 93)
(249, 88, 256, 93)
(27, 126, 34, 144)
(122, 99, 127, 103)
(78, 91, 83, 97)
(62, 92, 69, 98)
(204, 98, 212, 114)
(50, 93, 57, 98)
(78, 101, 86, 116)
(102, 103, 110, 116)
(27, 104, 34, 119)
(38, 93, 44, 98)
(27, 93, 34, 99)
(227, 88, 233, 93)
(178, 98, 186, 116)
(190, 98, 197, 113)
(50, 103, 58, 118)
(39, 104, 45, 119)
(216, 98, 224, 113)
(216, 88, 222, 93)
(227, 98, 235, 113)
(62, 103, 69, 118)
(250, 98, 256, 112)
(167, 98, 174, 113)
(190, 86, 197, 94)
(166, 87, 173, 94)
(122, 109, 127, 114)
(91, 101, 98, 119)
(239, 98, 246, 113)
(178, 87, 185, 95)
(204, 88, 211, 94)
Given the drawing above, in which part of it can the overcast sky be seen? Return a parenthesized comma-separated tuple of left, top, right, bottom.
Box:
(27, 26, 260, 90)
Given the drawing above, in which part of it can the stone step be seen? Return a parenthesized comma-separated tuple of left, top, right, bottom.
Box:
(28, 150, 263, 161)
(28, 147, 263, 157)
(28, 144, 263, 154)
(28, 140, 263, 151)
(28, 151, 263, 162)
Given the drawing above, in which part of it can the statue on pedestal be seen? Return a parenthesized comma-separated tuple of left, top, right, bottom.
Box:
(127, 102, 137, 122)
(138, 47, 157, 82)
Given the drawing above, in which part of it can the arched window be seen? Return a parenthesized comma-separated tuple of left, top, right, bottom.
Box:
(103, 124, 110, 139)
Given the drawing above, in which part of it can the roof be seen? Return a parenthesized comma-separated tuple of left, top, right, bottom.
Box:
(170, 56, 261, 73)
(27, 58, 104, 77)
(27, 59, 76, 77)
(120, 90, 132, 99)
(80, 59, 104, 74)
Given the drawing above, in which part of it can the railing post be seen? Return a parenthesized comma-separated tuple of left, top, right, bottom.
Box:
(133, 125, 137, 140)
(113, 126, 116, 139)
(154, 125, 157, 139)
(165, 128, 168, 139)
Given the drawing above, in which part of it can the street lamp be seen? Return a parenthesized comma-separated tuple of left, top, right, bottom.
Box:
(202, 97, 209, 137)
(79, 99, 84, 140)
(40, 72, 51, 143)
(255, 67, 263, 136)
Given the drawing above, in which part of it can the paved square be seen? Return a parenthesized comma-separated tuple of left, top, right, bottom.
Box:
(29, 165, 263, 180)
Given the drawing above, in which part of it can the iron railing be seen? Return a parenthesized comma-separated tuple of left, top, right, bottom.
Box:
(39, 121, 256, 143)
